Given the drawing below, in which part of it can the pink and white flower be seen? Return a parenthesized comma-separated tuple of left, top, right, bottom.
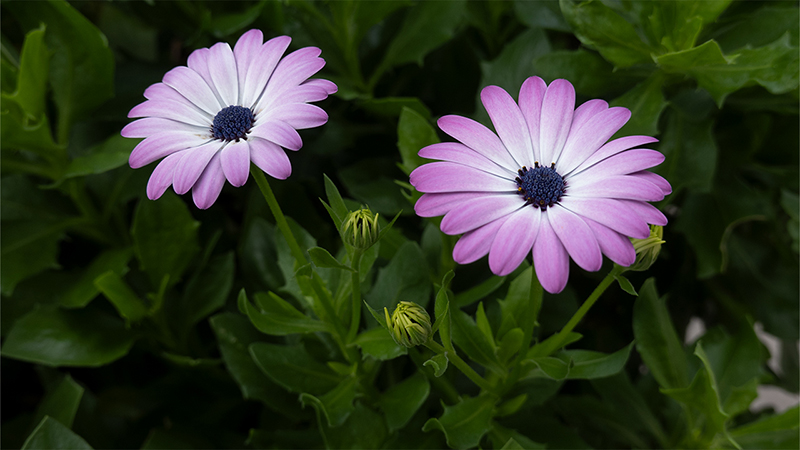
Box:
(122, 29, 336, 209)
(410, 77, 671, 293)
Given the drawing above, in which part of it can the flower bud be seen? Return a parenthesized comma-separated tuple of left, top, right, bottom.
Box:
(342, 208, 380, 250)
(627, 225, 664, 272)
(386, 301, 432, 347)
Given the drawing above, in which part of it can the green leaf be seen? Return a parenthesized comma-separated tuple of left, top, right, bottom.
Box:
(528, 331, 583, 357)
(60, 248, 132, 308)
(239, 218, 282, 293)
(322, 174, 349, 231)
(308, 246, 355, 272)
(712, 5, 800, 53)
(729, 406, 799, 449)
(422, 394, 497, 450)
(497, 328, 524, 365)
(614, 274, 638, 296)
(378, 372, 430, 431)
(632, 278, 689, 389)
(591, 373, 670, 447)
(475, 302, 495, 347)
(655, 106, 717, 195)
(94, 271, 149, 322)
(490, 423, 546, 450)
(6, 25, 48, 119)
(534, 49, 642, 98)
(365, 241, 431, 312)
(363, 300, 389, 330)
(661, 343, 730, 443)
(657, 36, 799, 106)
(373, 0, 466, 79)
(249, 342, 341, 395)
(610, 72, 668, 138)
(1, 307, 135, 367)
(497, 266, 536, 343)
(397, 106, 438, 176)
(424, 352, 449, 377)
(32, 374, 84, 429)
(7, 0, 114, 139)
(1, 220, 69, 296)
(338, 159, 409, 216)
(701, 322, 765, 413)
(300, 376, 358, 427)
(564, 342, 634, 379)
(646, 1, 732, 52)
(62, 134, 135, 179)
(22, 416, 92, 450)
(238, 290, 330, 336)
(454, 274, 506, 308)
(321, 402, 388, 450)
(352, 327, 407, 361)
(451, 309, 505, 375)
(514, 0, 570, 32)
(525, 356, 571, 380)
(181, 251, 234, 327)
(559, 0, 654, 68)
(209, 313, 305, 418)
(433, 270, 454, 348)
(131, 192, 200, 288)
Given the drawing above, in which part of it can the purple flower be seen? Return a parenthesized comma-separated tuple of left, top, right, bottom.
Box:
(410, 77, 671, 293)
(122, 30, 336, 209)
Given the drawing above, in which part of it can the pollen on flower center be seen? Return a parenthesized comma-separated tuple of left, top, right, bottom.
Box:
(211, 105, 255, 141)
(515, 162, 566, 210)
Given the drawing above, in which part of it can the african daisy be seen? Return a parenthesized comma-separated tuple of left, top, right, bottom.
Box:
(410, 77, 671, 293)
(122, 29, 336, 209)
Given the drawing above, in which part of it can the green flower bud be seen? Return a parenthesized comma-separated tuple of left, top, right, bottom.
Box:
(386, 301, 432, 348)
(627, 225, 664, 272)
(342, 208, 380, 250)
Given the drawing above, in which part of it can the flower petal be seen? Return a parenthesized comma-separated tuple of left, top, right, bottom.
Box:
(437, 115, 519, 170)
(560, 196, 650, 239)
(208, 42, 239, 107)
(630, 170, 672, 195)
(414, 192, 482, 217)
(256, 47, 325, 112)
(568, 149, 665, 185)
(249, 137, 292, 179)
(249, 120, 302, 150)
(409, 162, 516, 194)
(573, 135, 659, 173)
(418, 143, 514, 177)
(146, 151, 184, 200)
(121, 118, 208, 138)
(303, 78, 338, 95)
(539, 79, 575, 166)
(440, 194, 524, 235)
(172, 141, 225, 195)
(569, 99, 608, 132)
(489, 207, 541, 276)
(220, 139, 250, 187)
(584, 218, 636, 266)
(271, 85, 330, 105)
(163, 66, 222, 115)
(519, 76, 547, 162)
(233, 29, 264, 103)
(557, 107, 631, 173)
(242, 35, 291, 108)
(618, 199, 668, 226)
(192, 153, 226, 210)
(453, 216, 508, 264)
(481, 85, 534, 168)
(261, 103, 328, 130)
(128, 99, 212, 127)
(187, 48, 222, 105)
(533, 217, 570, 294)
(566, 175, 665, 202)
(129, 131, 210, 168)
(548, 206, 603, 272)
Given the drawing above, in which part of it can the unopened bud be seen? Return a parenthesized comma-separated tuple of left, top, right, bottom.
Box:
(386, 301, 431, 347)
(342, 208, 380, 250)
(627, 225, 664, 272)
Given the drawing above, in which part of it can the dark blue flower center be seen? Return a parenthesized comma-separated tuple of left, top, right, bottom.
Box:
(211, 105, 254, 141)
(515, 162, 566, 210)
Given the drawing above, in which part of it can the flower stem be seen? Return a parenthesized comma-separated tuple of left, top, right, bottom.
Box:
(346, 249, 363, 343)
(250, 166, 307, 265)
(535, 265, 622, 356)
(425, 340, 496, 394)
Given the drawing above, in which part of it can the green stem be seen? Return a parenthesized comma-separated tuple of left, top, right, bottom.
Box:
(346, 249, 363, 343)
(250, 166, 307, 265)
(425, 341, 496, 394)
(536, 266, 622, 356)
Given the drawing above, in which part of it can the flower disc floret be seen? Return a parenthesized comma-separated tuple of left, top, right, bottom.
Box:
(211, 105, 254, 141)
(409, 78, 672, 293)
(516, 162, 566, 209)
